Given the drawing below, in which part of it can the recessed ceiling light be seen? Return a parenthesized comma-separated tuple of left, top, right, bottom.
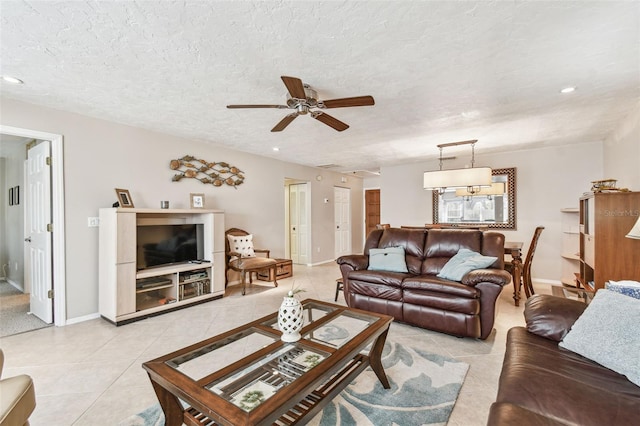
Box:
(560, 86, 576, 94)
(272, 147, 280, 152)
(1, 75, 24, 84)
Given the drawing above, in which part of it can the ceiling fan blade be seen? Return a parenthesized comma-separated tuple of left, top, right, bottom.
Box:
(321, 96, 375, 108)
(227, 104, 288, 109)
(312, 111, 349, 131)
(271, 113, 299, 132)
(281, 76, 307, 99)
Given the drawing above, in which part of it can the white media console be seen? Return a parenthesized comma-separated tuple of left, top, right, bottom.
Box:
(99, 208, 225, 325)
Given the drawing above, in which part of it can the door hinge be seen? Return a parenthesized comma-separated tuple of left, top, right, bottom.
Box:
(47, 223, 53, 232)
(48, 289, 54, 299)
(46, 156, 52, 166)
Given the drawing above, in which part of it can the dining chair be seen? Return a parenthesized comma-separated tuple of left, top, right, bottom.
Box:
(506, 226, 545, 298)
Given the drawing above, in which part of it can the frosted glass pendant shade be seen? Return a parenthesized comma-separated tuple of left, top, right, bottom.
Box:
(423, 167, 492, 190)
(455, 182, 505, 197)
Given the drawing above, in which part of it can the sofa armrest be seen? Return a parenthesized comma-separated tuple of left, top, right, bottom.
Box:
(462, 269, 511, 287)
(524, 294, 587, 342)
(336, 254, 368, 271)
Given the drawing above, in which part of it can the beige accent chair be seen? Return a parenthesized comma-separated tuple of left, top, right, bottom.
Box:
(0, 349, 36, 426)
(225, 228, 278, 295)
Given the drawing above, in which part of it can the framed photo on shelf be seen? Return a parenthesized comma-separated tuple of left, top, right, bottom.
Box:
(190, 193, 204, 209)
(115, 188, 134, 208)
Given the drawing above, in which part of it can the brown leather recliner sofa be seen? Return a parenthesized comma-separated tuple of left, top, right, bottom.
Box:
(488, 294, 640, 425)
(336, 228, 512, 340)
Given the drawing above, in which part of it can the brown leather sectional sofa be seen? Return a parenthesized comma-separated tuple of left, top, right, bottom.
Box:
(488, 295, 640, 425)
(337, 227, 512, 339)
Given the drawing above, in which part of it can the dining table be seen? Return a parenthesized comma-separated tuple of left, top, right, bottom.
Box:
(504, 241, 524, 306)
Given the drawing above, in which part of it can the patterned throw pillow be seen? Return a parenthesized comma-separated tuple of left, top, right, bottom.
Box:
(227, 234, 256, 258)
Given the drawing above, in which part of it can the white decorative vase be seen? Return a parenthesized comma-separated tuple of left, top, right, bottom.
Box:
(278, 295, 303, 342)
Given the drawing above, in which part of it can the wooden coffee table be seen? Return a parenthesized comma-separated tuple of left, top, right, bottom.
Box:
(142, 299, 393, 426)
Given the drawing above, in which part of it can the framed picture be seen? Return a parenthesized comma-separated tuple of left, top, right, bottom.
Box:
(9, 187, 13, 206)
(13, 186, 19, 205)
(115, 188, 134, 208)
(190, 193, 204, 209)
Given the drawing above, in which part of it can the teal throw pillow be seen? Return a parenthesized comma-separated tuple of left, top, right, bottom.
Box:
(437, 248, 497, 282)
(559, 289, 640, 386)
(368, 246, 408, 273)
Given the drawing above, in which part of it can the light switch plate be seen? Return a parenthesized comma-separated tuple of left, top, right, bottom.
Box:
(88, 217, 100, 227)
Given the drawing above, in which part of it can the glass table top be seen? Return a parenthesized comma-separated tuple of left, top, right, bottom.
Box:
(162, 300, 381, 412)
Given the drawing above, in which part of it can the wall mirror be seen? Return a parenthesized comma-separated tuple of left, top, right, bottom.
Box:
(432, 167, 517, 230)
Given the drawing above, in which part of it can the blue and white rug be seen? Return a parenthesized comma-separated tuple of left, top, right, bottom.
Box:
(120, 337, 468, 426)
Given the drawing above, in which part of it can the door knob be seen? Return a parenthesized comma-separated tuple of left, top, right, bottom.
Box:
(25, 237, 32, 242)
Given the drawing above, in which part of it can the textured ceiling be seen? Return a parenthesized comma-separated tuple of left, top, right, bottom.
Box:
(1, 1, 639, 173)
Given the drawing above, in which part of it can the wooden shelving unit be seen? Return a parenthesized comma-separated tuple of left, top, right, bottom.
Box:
(99, 208, 225, 325)
(560, 207, 580, 286)
(577, 192, 640, 292)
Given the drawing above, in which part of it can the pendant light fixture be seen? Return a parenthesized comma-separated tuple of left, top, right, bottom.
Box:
(423, 139, 492, 194)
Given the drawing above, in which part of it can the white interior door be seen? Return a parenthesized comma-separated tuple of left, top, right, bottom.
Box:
(334, 186, 351, 257)
(26, 141, 53, 323)
(289, 183, 310, 265)
(289, 185, 299, 263)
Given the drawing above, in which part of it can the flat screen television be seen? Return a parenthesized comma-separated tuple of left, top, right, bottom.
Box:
(136, 224, 204, 270)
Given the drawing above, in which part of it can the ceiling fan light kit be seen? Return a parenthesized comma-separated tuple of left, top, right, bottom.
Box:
(423, 139, 493, 194)
(227, 76, 375, 132)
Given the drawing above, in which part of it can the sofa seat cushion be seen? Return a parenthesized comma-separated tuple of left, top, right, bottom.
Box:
(496, 327, 640, 426)
(347, 269, 409, 288)
(402, 276, 480, 298)
(347, 279, 403, 302)
(488, 403, 568, 426)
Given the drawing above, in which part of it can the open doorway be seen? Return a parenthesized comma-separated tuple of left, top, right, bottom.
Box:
(0, 125, 66, 334)
(0, 134, 50, 335)
(364, 189, 380, 237)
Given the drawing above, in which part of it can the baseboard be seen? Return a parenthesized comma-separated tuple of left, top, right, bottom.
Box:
(533, 278, 562, 285)
(4, 279, 24, 292)
(65, 312, 101, 325)
(308, 259, 337, 266)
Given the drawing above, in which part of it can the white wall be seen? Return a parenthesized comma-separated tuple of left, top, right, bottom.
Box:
(378, 142, 604, 282)
(604, 100, 640, 191)
(0, 98, 363, 320)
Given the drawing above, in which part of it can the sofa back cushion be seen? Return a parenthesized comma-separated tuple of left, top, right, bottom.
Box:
(422, 229, 482, 274)
(367, 228, 426, 275)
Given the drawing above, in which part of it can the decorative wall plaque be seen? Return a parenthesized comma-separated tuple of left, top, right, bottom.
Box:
(170, 155, 244, 189)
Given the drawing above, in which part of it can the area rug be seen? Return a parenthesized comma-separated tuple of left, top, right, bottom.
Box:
(119, 337, 469, 426)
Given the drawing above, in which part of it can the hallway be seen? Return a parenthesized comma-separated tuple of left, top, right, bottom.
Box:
(0, 280, 50, 337)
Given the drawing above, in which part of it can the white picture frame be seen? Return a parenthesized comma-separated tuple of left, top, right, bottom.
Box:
(190, 193, 204, 209)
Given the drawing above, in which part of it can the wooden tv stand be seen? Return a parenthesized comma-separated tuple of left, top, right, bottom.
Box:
(99, 208, 225, 325)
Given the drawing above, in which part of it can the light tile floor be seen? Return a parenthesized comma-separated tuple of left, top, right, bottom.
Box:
(0, 263, 553, 426)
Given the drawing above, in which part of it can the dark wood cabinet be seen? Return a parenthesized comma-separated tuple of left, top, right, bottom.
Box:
(578, 192, 640, 291)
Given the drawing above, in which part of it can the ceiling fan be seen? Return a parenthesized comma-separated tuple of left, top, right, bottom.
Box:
(226, 76, 375, 132)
